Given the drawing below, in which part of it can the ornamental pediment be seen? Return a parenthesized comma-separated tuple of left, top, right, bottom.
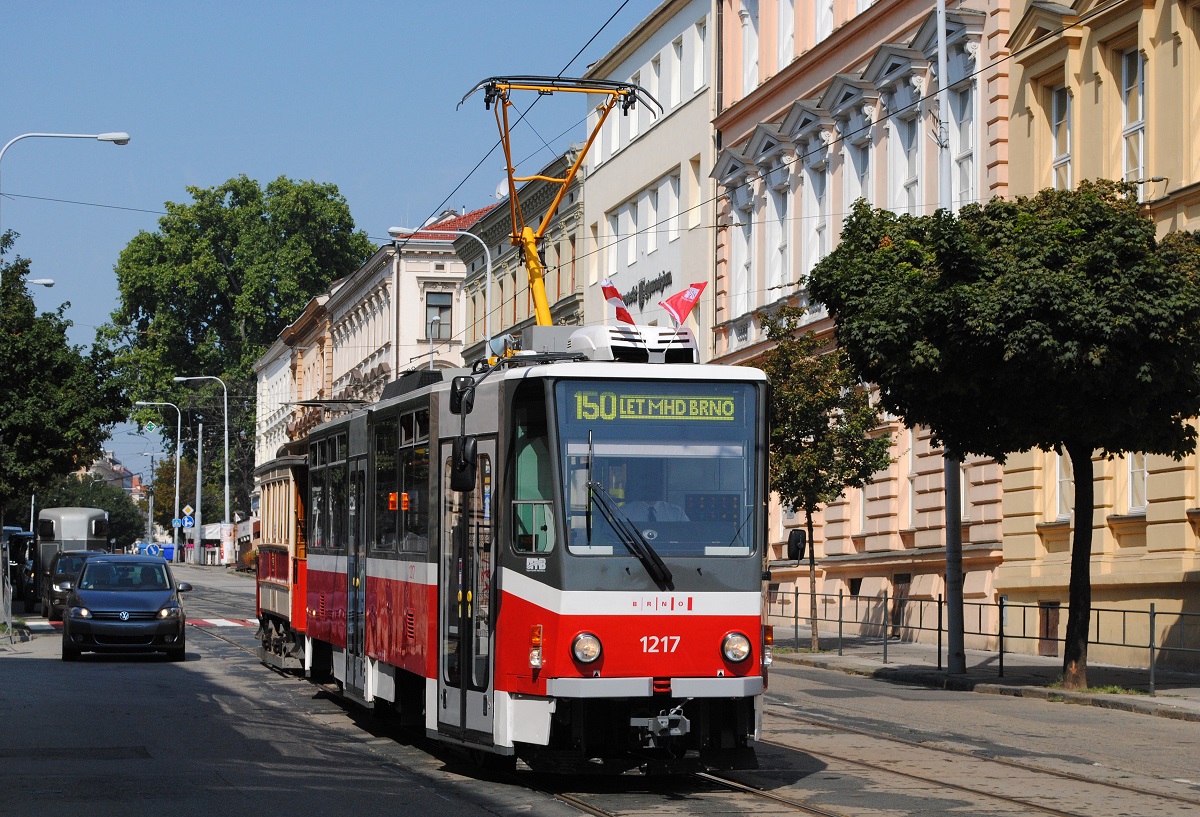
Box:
(862, 44, 929, 90)
(1008, 1, 1079, 54)
(780, 99, 832, 143)
(912, 8, 986, 57)
(820, 75, 879, 119)
(744, 123, 789, 166)
(711, 142, 753, 183)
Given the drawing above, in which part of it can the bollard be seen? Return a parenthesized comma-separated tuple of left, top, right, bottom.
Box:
(883, 589, 889, 665)
(838, 589, 844, 656)
(1149, 602, 1156, 697)
(998, 595, 1005, 678)
(937, 594, 943, 671)
(794, 587, 800, 648)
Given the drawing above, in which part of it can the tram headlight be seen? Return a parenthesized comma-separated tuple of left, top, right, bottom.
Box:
(571, 632, 602, 663)
(529, 624, 544, 669)
(721, 631, 752, 663)
(762, 625, 774, 667)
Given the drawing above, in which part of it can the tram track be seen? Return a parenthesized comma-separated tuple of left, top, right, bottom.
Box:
(762, 704, 1200, 815)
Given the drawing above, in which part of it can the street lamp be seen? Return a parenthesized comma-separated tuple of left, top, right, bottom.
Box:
(0, 131, 131, 239)
(388, 225, 493, 360)
(134, 400, 182, 556)
(428, 315, 441, 371)
(173, 376, 229, 551)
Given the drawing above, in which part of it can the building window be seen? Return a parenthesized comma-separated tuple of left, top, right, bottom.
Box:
(953, 84, 976, 209)
(730, 210, 752, 318)
(426, 291, 452, 339)
(1121, 49, 1145, 197)
(740, 0, 759, 94)
(891, 116, 920, 214)
(646, 188, 659, 255)
(670, 37, 683, 107)
(694, 19, 707, 92)
(1055, 452, 1074, 521)
(626, 200, 639, 266)
(606, 213, 619, 277)
(778, 0, 794, 69)
(906, 428, 917, 529)
(845, 142, 871, 206)
(1051, 85, 1071, 190)
(667, 173, 681, 241)
(815, 0, 834, 44)
(1128, 452, 1147, 512)
(805, 165, 829, 276)
(687, 157, 702, 229)
(766, 184, 788, 294)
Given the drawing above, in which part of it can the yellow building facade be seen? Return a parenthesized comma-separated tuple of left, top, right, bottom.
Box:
(1002, 0, 1200, 667)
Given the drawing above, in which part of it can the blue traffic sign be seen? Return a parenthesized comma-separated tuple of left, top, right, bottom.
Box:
(181, 515, 195, 528)
(171, 518, 182, 528)
(147, 544, 161, 557)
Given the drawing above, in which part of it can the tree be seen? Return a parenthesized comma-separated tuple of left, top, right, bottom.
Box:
(142, 455, 220, 533)
(107, 175, 375, 518)
(758, 305, 894, 650)
(38, 474, 145, 551)
(0, 233, 128, 527)
(809, 180, 1200, 688)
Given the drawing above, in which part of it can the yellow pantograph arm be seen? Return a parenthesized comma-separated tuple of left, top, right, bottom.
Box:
(462, 76, 662, 326)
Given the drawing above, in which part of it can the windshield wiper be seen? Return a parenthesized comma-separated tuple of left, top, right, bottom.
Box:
(589, 480, 674, 590)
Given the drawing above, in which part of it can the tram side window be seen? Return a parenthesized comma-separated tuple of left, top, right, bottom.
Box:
(328, 433, 348, 553)
(512, 382, 555, 554)
(374, 419, 399, 552)
(310, 467, 325, 552)
(401, 446, 431, 553)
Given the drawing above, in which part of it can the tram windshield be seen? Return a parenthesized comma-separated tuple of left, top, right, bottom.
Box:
(556, 380, 759, 558)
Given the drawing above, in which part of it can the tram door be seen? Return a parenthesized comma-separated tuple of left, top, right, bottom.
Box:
(437, 438, 495, 742)
(346, 456, 367, 696)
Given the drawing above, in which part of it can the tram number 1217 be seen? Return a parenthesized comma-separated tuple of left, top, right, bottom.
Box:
(640, 635, 681, 653)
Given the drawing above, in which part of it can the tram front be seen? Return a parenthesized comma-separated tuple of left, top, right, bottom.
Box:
(494, 363, 770, 774)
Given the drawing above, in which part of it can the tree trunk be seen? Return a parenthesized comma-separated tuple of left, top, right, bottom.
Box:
(806, 511, 819, 651)
(1061, 441, 1095, 690)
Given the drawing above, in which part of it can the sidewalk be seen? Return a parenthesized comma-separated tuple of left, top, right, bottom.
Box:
(772, 627, 1200, 722)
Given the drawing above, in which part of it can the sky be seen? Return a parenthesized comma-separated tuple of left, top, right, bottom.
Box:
(2, 0, 661, 479)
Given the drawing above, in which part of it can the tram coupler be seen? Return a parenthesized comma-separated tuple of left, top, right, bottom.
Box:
(631, 704, 691, 747)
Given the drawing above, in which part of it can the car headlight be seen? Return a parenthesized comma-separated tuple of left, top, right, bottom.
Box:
(571, 632, 602, 663)
(69, 607, 92, 619)
(721, 632, 752, 662)
(158, 606, 183, 619)
(53, 582, 68, 592)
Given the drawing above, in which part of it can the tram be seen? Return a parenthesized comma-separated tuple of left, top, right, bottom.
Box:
(253, 440, 308, 669)
(287, 325, 772, 773)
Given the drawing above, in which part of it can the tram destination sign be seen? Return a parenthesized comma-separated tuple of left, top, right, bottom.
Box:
(573, 391, 737, 422)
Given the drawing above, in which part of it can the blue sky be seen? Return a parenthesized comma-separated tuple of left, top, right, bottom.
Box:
(3, 0, 659, 477)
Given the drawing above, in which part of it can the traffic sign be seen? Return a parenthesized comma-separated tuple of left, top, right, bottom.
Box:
(182, 515, 195, 528)
(147, 544, 161, 557)
(145, 421, 157, 433)
(172, 518, 182, 528)
(183, 504, 194, 516)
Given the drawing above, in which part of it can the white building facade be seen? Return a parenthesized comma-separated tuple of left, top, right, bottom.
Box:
(582, 0, 717, 347)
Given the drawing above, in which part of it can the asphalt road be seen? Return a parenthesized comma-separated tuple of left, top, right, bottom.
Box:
(5, 565, 1199, 817)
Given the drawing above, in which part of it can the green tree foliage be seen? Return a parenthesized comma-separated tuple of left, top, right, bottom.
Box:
(108, 176, 375, 517)
(758, 304, 893, 648)
(38, 475, 145, 551)
(809, 180, 1200, 688)
(141, 456, 219, 532)
(0, 234, 128, 525)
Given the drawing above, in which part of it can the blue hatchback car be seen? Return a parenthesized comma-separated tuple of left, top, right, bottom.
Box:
(61, 555, 192, 661)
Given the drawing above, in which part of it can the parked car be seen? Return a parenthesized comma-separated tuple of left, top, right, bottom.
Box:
(41, 550, 107, 621)
(61, 555, 191, 661)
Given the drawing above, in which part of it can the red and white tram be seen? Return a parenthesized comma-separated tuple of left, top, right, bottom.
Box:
(275, 326, 771, 773)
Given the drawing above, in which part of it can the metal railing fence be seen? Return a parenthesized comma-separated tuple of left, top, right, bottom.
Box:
(766, 586, 1200, 696)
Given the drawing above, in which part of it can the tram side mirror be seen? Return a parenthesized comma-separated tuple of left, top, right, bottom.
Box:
(450, 435, 478, 492)
(450, 375, 475, 415)
(787, 528, 807, 562)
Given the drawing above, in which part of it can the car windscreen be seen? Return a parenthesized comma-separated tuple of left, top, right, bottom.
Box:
(79, 563, 170, 591)
(55, 555, 89, 576)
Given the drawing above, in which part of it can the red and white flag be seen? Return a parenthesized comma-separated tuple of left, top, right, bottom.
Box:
(659, 282, 707, 325)
(601, 278, 635, 324)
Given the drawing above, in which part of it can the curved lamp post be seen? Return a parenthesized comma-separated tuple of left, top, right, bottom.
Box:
(0, 131, 131, 238)
(389, 225, 493, 360)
